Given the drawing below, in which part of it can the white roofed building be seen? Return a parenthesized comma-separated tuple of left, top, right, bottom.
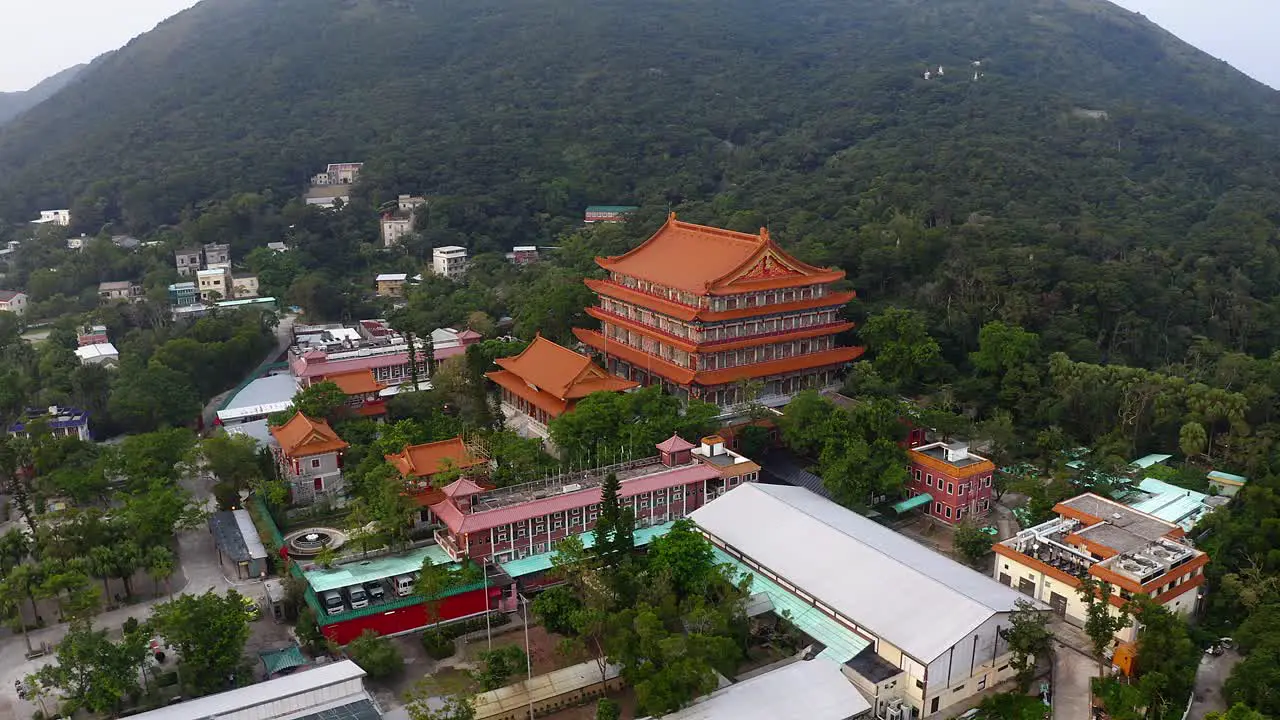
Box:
(689, 483, 1034, 718)
(639, 658, 871, 720)
(125, 660, 380, 720)
(74, 342, 120, 367)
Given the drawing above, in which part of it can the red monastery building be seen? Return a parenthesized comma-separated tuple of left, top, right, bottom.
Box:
(574, 214, 863, 410)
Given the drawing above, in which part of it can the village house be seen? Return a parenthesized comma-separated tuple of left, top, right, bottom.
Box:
(98, 280, 143, 303)
(0, 290, 28, 316)
(485, 335, 637, 441)
(197, 267, 232, 301)
(311, 162, 363, 186)
(269, 412, 350, 505)
(9, 406, 91, 442)
(574, 213, 863, 412)
(204, 242, 232, 267)
(432, 246, 468, 279)
(375, 273, 408, 298)
(174, 247, 202, 276)
(232, 274, 260, 298)
(168, 281, 198, 307)
(31, 209, 71, 226)
(510, 245, 539, 264)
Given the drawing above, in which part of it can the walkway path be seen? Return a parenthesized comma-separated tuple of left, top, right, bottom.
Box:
(0, 526, 234, 719)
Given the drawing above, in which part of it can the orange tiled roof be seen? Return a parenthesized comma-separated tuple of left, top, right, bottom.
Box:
(586, 306, 853, 354)
(694, 346, 866, 385)
(386, 436, 487, 479)
(269, 412, 349, 458)
(585, 278, 855, 323)
(596, 214, 844, 295)
(324, 369, 385, 396)
(574, 328, 865, 387)
(574, 328, 695, 384)
(492, 335, 638, 401)
(487, 370, 570, 417)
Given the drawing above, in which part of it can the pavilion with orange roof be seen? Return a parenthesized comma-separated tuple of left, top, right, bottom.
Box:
(486, 335, 638, 438)
(573, 213, 863, 411)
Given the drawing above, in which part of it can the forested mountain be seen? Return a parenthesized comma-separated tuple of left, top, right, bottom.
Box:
(2, 0, 1280, 368)
(0, 63, 87, 127)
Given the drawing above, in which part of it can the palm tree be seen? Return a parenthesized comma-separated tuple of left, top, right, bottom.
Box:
(0, 578, 33, 654)
(145, 546, 176, 600)
(88, 545, 115, 599)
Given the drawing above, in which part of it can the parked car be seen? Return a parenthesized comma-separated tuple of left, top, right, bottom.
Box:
(346, 585, 369, 610)
(364, 581, 386, 603)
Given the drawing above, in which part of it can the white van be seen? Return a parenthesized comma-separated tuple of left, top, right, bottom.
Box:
(395, 574, 416, 597)
(346, 585, 369, 610)
(320, 590, 345, 616)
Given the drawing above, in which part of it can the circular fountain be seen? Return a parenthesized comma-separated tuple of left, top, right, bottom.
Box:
(283, 527, 348, 557)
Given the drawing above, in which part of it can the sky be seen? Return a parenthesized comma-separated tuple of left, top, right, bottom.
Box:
(0, 0, 199, 92)
(1109, 0, 1280, 89)
(0, 0, 1277, 92)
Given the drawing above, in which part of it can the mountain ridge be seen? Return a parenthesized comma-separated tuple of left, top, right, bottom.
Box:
(0, 63, 89, 127)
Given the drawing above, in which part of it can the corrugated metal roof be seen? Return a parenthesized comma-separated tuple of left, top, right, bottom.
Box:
(712, 547, 869, 664)
(1130, 454, 1173, 469)
(127, 660, 367, 720)
(1207, 470, 1248, 484)
(691, 484, 1026, 663)
(473, 660, 622, 718)
(638, 658, 871, 720)
(499, 522, 674, 578)
(304, 544, 453, 592)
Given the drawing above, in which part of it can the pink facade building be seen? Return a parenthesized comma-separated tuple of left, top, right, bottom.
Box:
(905, 441, 996, 525)
(429, 435, 761, 564)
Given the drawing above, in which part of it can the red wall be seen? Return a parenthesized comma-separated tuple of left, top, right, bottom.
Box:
(321, 587, 492, 645)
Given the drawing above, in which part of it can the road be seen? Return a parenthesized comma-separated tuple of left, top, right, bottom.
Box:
(1188, 649, 1241, 720)
(1048, 617, 1099, 720)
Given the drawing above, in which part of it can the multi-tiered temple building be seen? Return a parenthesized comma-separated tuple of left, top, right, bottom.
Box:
(574, 213, 863, 411)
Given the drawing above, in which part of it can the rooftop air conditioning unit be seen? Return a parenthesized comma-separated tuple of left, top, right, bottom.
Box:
(561, 484, 583, 494)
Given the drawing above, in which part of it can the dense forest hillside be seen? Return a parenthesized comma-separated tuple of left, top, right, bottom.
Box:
(2, 0, 1280, 367)
(0, 63, 87, 126)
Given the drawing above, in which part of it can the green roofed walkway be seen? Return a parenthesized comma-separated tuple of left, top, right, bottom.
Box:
(711, 547, 870, 664)
(892, 493, 932, 514)
(304, 543, 454, 593)
(499, 522, 675, 579)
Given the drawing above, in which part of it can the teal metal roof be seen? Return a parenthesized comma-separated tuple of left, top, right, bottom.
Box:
(585, 205, 638, 213)
(1207, 470, 1248, 484)
(1130, 454, 1173, 469)
(1129, 478, 1210, 532)
(259, 645, 307, 676)
(305, 545, 452, 592)
(499, 522, 674, 579)
(892, 494, 932, 514)
(712, 547, 870, 664)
